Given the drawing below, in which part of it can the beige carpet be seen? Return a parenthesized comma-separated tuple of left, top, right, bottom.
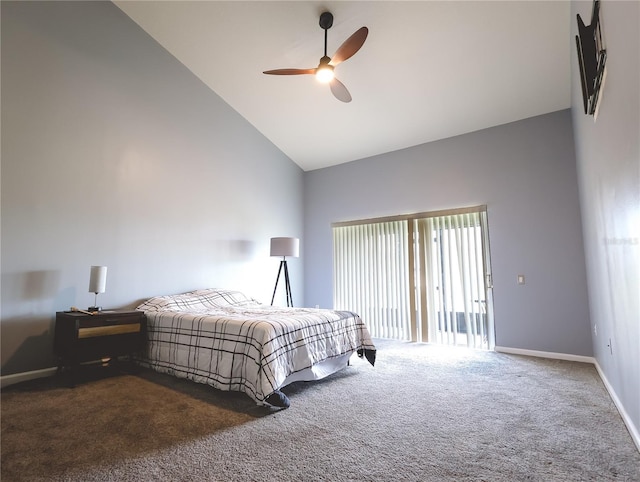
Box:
(2, 339, 639, 481)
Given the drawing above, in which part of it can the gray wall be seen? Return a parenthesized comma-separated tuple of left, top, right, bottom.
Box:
(1, 1, 303, 375)
(571, 0, 639, 442)
(304, 109, 592, 357)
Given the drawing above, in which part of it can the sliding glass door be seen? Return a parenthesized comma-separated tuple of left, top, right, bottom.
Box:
(333, 206, 494, 349)
(413, 210, 494, 349)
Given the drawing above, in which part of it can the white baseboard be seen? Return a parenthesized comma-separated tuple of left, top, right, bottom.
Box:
(494, 345, 595, 364)
(1, 367, 57, 389)
(593, 360, 640, 452)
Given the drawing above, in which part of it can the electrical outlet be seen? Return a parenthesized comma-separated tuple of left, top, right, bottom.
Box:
(607, 338, 613, 355)
(517, 274, 525, 285)
(594, 324, 597, 336)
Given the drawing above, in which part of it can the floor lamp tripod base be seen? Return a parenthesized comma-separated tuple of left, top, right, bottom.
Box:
(271, 259, 293, 307)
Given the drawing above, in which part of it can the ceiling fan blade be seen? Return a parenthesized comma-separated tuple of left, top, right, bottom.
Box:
(330, 78, 352, 103)
(330, 27, 368, 66)
(263, 68, 316, 75)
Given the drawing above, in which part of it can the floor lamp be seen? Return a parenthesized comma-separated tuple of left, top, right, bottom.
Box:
(270, 237, 299, 307)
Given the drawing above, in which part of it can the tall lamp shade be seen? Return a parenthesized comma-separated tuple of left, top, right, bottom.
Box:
(270, 237, 299, 307)
(270, 237, 299, 258)
(88, 265, 107, 312)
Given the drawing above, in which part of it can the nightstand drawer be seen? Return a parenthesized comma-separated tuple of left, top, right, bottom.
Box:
(78, 323, 141, 338)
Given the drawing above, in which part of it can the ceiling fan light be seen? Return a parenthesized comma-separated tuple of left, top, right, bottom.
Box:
(316, 66, 334, 83)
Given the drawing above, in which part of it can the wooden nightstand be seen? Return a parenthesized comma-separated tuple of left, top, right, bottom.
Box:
(54, 310, 146, 384)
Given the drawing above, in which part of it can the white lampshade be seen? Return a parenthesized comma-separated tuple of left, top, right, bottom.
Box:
(88, 266, 107, 294)
(270, 237, 299, 258)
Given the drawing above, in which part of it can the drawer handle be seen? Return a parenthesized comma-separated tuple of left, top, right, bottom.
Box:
(78, 324, 140, 339)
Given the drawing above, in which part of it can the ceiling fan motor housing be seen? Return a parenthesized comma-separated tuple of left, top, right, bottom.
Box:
(319, 12, 333, 30)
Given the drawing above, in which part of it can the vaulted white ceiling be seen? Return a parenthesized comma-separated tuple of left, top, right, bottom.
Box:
(114, 1, 572, 171)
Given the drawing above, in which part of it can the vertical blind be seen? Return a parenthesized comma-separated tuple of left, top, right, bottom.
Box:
(333, 220, 412, 340)
(333, 207, 492, 350)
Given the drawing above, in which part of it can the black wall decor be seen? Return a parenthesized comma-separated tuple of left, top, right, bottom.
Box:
(576, 0, 607, 116)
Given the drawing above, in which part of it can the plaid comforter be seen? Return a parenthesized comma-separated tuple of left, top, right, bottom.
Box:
(136, 289, 376, 406)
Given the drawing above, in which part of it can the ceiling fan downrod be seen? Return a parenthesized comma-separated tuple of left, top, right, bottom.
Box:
(319, 11, 333, 59)
(316, 11, 335, 81)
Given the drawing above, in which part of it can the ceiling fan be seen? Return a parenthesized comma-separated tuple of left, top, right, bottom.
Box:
(263, 12, 368, 103)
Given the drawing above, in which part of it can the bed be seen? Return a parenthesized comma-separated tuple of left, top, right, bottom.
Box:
(136, 288, 376, 408)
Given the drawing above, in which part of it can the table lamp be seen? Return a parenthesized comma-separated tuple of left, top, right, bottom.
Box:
(88, 265, 107, 312)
